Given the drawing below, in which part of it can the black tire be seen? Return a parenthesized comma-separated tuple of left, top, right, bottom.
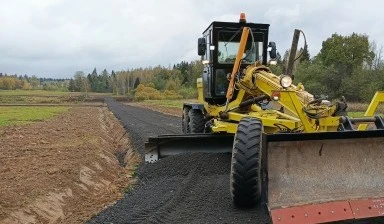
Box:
(182, 107, 190, 134)
(188, 109, 205, 133)
(230, 117, 263, 207)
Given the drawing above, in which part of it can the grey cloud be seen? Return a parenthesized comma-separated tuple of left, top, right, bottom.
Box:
(0, 0, 382, 78)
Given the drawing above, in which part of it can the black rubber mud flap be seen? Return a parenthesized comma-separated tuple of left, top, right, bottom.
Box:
(230, 117, 262, 207)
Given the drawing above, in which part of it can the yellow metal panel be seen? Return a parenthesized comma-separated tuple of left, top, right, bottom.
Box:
(211, 111, 298, 134)
(278, 91, 316, 132)
(197, 78, 204, 103)
(250, 104, 263, 112)
(258, 117, 297, 130)
(358, 91, 384, 130)
(274, 110, 301, 122)
(212, 120, 238, 133)
(205, 90, 247, 116)
(318, 117, 340, 131)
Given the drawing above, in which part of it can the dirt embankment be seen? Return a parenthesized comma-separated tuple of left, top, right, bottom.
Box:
(0, 106, 140, 224)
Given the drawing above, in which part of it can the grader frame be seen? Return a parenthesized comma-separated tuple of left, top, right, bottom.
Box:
(145, 13, 384, 224)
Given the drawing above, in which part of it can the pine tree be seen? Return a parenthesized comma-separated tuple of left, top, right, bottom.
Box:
(68, 79, 76, 92)
(134, 77, 140, 89)
(300, 44, 310, 63)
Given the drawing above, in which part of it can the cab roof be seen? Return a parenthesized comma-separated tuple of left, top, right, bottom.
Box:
(203, 21, 270, 34)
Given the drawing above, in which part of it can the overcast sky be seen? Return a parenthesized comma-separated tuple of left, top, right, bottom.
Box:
(1, 0, 383, 78)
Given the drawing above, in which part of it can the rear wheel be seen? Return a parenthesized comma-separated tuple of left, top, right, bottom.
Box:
(230, 117, 262, 207)
(188, 109, 205, 133)
(182, 107, 190, 134)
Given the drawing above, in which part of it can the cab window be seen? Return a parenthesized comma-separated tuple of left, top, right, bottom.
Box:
(217, 30, 264, 64)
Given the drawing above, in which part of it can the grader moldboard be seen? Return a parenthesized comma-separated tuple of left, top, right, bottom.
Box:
(145, 13, 384, 224)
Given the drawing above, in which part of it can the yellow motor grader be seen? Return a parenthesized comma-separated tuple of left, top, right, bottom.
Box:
(145, 13, 384, 224)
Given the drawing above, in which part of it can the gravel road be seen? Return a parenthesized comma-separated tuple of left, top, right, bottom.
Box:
(88, 98, 383, 224)
(88, 98, 270, 224)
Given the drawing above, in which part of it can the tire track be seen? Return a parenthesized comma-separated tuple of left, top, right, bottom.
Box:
(132, 170, 198, 224)
(88, 98, 384, 224)
(105, 97, 180, 156)
(88, 98, 271, 224)
(106, 98, 179, 134)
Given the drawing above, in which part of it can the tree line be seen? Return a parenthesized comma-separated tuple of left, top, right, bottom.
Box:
(272, 33, 384, 102)
(70, 32, 383, 102)
(68, 60, 204, 99)
(3, 32, 384, 102)
(0, 73, 68, 91)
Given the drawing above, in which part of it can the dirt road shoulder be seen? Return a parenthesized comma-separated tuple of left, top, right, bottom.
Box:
(0, 106, 140, 224)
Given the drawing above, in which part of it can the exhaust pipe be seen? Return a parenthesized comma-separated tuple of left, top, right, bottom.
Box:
(285, 29, 301, 79)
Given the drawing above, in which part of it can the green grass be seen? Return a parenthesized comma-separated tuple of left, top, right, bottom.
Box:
(348, 102, 384, 117)
(123, 184, 135, 193)
(131, 164, 139, 178)
(0, 90, 111, 104)
(143, 99, 198, 108)
(0, 90, 112, 96)
(0, 90, 72, 96)
(122, 164, 140, 194)
(0, 106, 69, 126)
(347, 111, 365, 117)
(348, 111, 384, 118)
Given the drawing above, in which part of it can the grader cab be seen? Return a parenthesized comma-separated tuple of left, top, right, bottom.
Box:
(145, 13, 384, 223)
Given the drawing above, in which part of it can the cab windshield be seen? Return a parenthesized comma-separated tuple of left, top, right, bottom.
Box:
(217, 30, 264, 64)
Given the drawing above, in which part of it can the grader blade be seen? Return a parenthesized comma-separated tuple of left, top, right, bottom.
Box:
(266, 130, 384, 224)
(145, 134, 233, 163)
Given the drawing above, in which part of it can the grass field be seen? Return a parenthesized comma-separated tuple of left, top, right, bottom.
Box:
(143, 99, 200, 108)
(0, 106, 69, 126)
(0, 90, 112, 96)
(0, 90, 111, 104)
(0, 90, 72, 96)
(144, 100, 185, 108)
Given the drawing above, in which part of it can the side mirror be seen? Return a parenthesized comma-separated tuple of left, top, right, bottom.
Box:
(268, 42, 277, 59)
(198, 38, 206, 56)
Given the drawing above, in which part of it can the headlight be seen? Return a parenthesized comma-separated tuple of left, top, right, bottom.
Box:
(280, 75, 292, 88)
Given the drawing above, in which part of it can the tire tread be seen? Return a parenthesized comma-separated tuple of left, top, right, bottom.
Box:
(188, 109, 205, 133)
(230, 117, 262, 207)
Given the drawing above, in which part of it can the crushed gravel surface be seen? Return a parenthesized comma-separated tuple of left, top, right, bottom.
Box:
(88, 98, 383, 224)
(88, 98, 270, 224)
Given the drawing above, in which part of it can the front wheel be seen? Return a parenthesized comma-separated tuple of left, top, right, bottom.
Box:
(182, 107, 190, 134)
(230, 117, 263, 207)
(188, 109, 205, 133)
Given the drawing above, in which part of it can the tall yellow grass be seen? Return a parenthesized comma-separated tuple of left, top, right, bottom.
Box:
(347, 102, 384, 113)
